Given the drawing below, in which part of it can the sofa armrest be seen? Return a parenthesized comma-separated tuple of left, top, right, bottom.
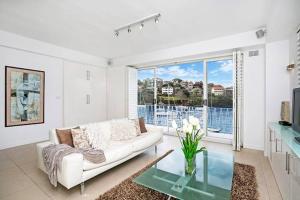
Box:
(36, 141, 84, 189)
(145, 124, 164, 134)
(58, 153, 83, 189)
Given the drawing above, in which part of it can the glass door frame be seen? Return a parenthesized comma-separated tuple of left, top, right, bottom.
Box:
(137, 54, 233, 141)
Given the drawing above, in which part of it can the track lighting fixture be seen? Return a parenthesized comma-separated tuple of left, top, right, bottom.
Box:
(113, 13, 161, 37)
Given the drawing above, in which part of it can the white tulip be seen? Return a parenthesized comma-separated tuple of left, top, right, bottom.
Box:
(187, 124, 193, 133)
(189, 116, 199, 126)
(182, 123, 189, 133)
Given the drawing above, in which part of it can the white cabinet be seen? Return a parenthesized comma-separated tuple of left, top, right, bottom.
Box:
(279, 142, 290, 200)
(290, 151, 300, 200)
(267, 123, 300, 200)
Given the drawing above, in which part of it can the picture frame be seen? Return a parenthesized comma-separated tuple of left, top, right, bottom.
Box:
(5, 66, 45, 127)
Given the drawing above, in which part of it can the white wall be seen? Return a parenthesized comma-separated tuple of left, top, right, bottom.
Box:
(113, 30, 266, 67)
(106, 66, 128, 119)
(0, 47, 64, 149)
(0, 31, 107, 149)
(264, 40, 290, 154)
(289, 30, 299, 90)
(243, 48, 265, 150)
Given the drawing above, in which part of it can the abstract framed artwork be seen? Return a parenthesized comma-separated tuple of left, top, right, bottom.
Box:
(5, 66, 45, 127)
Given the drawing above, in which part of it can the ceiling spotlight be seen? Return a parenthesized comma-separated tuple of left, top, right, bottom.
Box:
(139, 22, 144, 30)
(155, 17, 159, 24)
(128, 27, 131, 33)
(114, 31, 119, 37)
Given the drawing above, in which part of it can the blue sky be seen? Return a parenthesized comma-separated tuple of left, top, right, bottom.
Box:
(138, 59, 233, 87)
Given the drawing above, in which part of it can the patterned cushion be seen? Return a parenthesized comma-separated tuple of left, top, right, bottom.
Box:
(111, 119, 137, 141)
(71, 128, 90, 149)
(132, 119, 141, 136)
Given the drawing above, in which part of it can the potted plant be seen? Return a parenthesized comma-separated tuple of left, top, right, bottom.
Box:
(172, 116, 206, 175)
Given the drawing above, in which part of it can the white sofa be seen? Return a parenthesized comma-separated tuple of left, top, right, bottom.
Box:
(36, 120, 163, 192)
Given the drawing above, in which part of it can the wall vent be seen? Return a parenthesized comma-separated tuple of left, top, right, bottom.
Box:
(248, 50, 259, 57)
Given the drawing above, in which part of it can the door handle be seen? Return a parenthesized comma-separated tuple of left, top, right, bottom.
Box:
(269, 130, 272, 142)
(275, 139, 278, 152)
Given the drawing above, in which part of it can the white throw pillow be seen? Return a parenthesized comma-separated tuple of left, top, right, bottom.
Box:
(82, 121, 112, 150)
(111, 118, 137, 141)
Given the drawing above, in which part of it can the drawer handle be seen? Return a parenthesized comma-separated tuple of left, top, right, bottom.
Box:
(287, 153, 290, 175)
(286, 152, 288, 171)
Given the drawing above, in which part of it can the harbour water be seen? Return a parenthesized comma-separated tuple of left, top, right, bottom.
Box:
(138, 105, 233, 134)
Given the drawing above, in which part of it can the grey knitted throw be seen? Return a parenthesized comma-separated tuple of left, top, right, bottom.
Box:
(42, 144, 105, 187)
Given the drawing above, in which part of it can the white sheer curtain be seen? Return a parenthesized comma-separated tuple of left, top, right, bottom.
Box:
(233, 51, 244, 151)
(127, 66, 138, 119)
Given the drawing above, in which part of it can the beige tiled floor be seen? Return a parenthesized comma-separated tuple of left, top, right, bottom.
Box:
(0, 135, 282, 200)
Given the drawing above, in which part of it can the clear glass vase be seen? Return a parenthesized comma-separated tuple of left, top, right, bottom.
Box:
(185, 155, 196, 175)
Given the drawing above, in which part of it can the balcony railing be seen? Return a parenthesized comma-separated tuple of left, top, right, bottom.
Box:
(138, 105, 233, 134)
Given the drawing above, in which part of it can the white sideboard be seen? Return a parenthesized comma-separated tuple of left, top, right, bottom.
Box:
(267, 123, 300, 200)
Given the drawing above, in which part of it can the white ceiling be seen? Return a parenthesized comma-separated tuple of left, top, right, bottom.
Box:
(0, 0, 288, 59)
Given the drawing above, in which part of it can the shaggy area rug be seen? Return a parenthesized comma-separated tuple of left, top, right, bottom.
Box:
(96, 150, 258, 200)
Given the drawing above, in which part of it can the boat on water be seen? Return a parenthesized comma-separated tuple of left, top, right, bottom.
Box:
(208, 128, 221, 132)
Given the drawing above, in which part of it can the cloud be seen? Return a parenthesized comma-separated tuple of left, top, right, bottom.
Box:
(156, 65, 203, 81)
(218, 60, 233, 72)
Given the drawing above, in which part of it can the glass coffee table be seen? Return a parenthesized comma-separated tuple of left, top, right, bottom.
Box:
(134, 149, 234, 200)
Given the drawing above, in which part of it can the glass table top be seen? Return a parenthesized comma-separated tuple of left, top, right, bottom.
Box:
(134, 149, 234, 200)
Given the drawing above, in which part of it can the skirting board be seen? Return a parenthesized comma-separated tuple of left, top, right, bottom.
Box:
(243, 143, 264, 151)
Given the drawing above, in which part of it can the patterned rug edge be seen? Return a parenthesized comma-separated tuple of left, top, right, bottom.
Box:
(96, 150, 259, 200)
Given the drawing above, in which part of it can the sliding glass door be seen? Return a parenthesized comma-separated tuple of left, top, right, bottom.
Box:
(206, 58, 233, 139)
(137, 56, 233, 139)
(156, 61, 204, 133)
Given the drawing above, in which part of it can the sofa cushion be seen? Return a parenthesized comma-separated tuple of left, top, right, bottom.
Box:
(82, 121, 112, 150)
(83, 142, 133, 170)
(111, 118, 137, 141)
(131, 131, 162, 152)
(132, 119, 141, 136)
(139, 118, 147, 133)
(56, 129, 74, 147)
(71, 128, 90, 149)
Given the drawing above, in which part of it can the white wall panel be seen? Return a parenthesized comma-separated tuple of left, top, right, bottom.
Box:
(64, 61, 107, 126)
(106, 66, 128, 119)
(243, 48, 265, 150)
